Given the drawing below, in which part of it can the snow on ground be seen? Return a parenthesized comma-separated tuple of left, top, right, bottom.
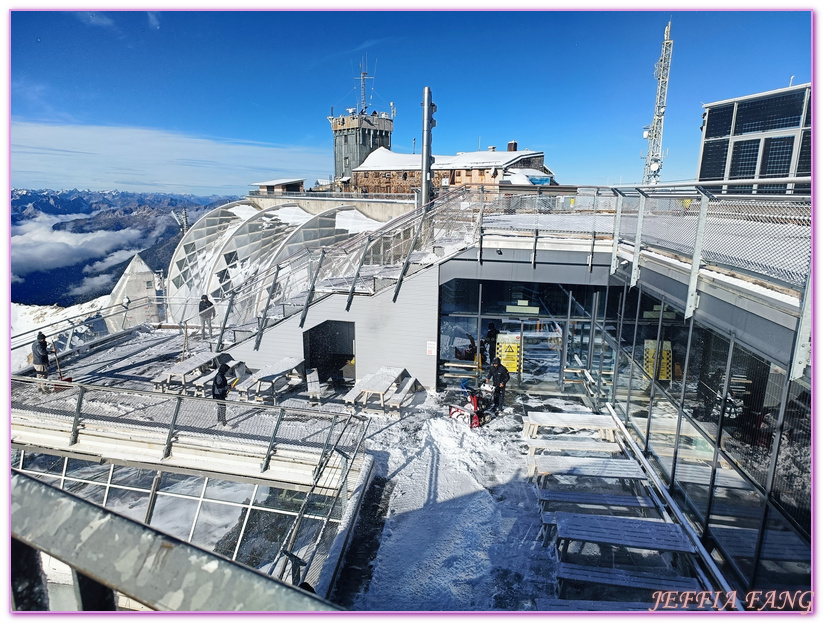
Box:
(339, 390, 567, 611)
(10, 296, 110, 371)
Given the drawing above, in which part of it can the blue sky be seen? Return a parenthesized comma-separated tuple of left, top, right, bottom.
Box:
(9, 9, 814, 195)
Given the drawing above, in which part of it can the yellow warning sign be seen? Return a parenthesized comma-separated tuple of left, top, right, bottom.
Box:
(496, 334, 521, 373)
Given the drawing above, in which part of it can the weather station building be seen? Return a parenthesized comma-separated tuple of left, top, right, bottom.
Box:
(352, 141, 557, 194)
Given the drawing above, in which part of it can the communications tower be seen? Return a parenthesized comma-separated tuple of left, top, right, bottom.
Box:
(642, 21, 673, 185)
(328, 62, 395, 185)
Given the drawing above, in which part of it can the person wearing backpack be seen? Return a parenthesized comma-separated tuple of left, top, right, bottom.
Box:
(485, 357, 509, 412)
(212, 363, 230, 425)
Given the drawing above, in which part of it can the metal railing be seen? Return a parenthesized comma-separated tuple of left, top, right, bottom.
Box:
(11, 374, 369, 594)
(248, 190, 416, 201)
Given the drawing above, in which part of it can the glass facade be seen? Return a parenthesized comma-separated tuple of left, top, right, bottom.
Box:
(436, 269, 811, 595)
(599, 279, 810, 593)
(10, 452, 341, 574)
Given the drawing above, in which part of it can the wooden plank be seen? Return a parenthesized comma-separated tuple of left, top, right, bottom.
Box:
(557, 562, 701, 592)
(343, 373, 374, 404)
(529, 456, 647, 481)
(554, 511, 695, 555)
(525, 411, 618, 441)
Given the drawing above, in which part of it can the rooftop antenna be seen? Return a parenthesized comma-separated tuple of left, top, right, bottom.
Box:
(790, 75, 795, 86)
(642, 19, 673, 185)
(358, 56, 374, 114)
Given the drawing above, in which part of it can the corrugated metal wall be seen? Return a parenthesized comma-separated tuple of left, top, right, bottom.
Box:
(229, 268, 439, 388)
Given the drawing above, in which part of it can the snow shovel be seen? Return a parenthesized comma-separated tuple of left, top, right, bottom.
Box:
(50, 338, 72, 389)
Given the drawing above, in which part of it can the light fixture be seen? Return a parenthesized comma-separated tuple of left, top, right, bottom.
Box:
(496, 249, 503, 256)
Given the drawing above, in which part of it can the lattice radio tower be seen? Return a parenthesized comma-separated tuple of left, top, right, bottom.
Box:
(642, 20, 673, 185)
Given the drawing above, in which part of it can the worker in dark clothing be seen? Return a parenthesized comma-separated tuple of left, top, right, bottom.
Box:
(32, 332, 50, 392)
(199, 295, 216, 339)
(485, 357, 510, 412)
(485, 322, 499, 366)
(212, 363, 230, 425)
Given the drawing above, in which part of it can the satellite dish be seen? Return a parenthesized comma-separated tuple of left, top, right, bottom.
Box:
(650, 162, 660, 171)
(643, 130, 649, 139)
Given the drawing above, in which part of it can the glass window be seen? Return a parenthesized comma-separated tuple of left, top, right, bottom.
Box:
(734, 92, 806, 134)
(719, 347, 780, 491)
(770, 380, 811, 536)
(234, 509, 293, 571)
(705, 104, 734, 138)
(682, 324, 730, 438)
(105, 488, 150, 523)
(22, 452, 64, 475)
(439, 279, 478, 314)
(751, 507, 810, 596)
(65, 458, 111, 483)
(796, 130, 811, 177)
(254, 486, 305, 513)
(149, 496, 198, 540)
(159, 472, 205, 497)
(11, 449, 22, 469)
(204, 478, 255, 504)
(190, 501, 248, 557)
(62, 481, 106, 505)
(673, 416, 715, 525)
(111, 466, 157, 490)
(699, 140, 729, 181)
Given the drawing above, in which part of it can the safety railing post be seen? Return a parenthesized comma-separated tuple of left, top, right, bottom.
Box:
(260, 408, 286, 473)
(162, 397, 184, 459)
(630, 190, 647, 287)
(610, 190, 625, 274)
(69, 386, 87, 445)
(684, 188, 711, 318)
(346, 237, 373, 312)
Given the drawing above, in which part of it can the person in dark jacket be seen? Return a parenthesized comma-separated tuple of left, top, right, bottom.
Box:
(212, 363, 230, 425)
(485, 322, 499, 366)
(485, 357, 509, 412)
(32, 332, 50, 392)
(199, 295, 216, 339)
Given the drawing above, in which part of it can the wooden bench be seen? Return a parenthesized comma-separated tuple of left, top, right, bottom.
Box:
(192, 359, 244, 397)
(524, 411, 618, 442)
(386, 376, 418, 413)
(343, 373, 374, 405)
(527, 438, 620, 457)
(557, 562, 701, 594)
(554, 512, 696, 561)
(535, 598, 654, 611)
(306, 368, 322, 405)
(527, 456, 648, 482)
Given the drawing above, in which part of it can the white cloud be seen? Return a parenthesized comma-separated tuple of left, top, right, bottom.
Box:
(74, 11, 117, 30)
(11, 213, 146, 277)
(10, 120, 332, 196)
(67, 274, 115, 297)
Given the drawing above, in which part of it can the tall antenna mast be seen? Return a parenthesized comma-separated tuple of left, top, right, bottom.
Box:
(358, 56, 373, 114)
(642, 20, 673, 185)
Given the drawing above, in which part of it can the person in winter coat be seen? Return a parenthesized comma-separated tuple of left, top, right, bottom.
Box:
(485, 357, 509, 412)
(485, 322, 499, 365)
(212, 363, 230, 425)
(199, 295, 216, 339)
(32, 332, 50, 392)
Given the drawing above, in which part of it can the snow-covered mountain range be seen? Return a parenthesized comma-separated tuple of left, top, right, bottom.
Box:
(11, 189, 239, 307)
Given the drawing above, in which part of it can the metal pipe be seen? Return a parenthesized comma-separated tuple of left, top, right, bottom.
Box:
(421, 86, 435, 207)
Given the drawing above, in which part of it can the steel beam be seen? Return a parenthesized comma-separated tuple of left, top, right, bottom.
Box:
(790, 273, 812, 381)
(299, 249, 326, 328)
(609, 191, 625, 274)
(254, 265, 280, 351)
(346, 236, 373, 312)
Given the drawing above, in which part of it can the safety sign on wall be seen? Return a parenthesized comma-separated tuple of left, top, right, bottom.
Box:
(496, 333, 521, 373)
